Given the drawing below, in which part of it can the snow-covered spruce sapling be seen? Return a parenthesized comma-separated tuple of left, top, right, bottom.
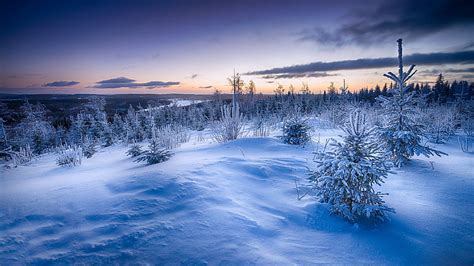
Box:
(310, 110, 394, 222)
(135, 129, 172, 165)
(126, 143, 143, 157)
(377, 39, 444, 166)
(282, 116, 311, 145)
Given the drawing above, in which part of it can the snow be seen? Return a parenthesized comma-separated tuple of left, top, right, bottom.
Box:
(1, 131, 473, 264)
(138, 99, 205, 112)
(169, 99, 205, 107)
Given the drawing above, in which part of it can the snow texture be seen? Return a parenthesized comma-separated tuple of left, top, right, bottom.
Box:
(1, 128, 473, 264)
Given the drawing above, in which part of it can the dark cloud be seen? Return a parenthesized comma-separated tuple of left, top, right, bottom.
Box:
(191, 74, 198, 79)
(461, 74, 474, 79)
(460, 41, 474, 50)
(199, 85, 213, 89)
(43, 80, 80, 87)
(246, 50, 474, 75)
(139, 81, 180, 87)
(262, 72, 337, 79)
(298, 0, 474, 46)
(298, 28, 345, 46)
(443, 67, 474, 73)
(97, 77, 136, 84)
(93, 77, 179, 89)
(419, 67, 474, 75)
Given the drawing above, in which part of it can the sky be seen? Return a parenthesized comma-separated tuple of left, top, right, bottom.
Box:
(1, 0, 473, 94)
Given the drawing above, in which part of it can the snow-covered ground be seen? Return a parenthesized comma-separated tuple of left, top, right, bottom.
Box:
(137, 99, 206, 113)
(169, 99, 206, 107)
(1, 129, 473, 264)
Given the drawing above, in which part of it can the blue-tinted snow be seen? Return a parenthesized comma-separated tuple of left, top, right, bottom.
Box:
(0, 132, 473, 264)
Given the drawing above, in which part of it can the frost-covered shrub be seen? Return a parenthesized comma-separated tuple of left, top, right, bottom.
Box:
(319, 103, 347, 129)
(421, 106, 457, 144)
(212, 104, 244, 143)
(6, 144, 34, 167)
(196, 132, 206, 143)
(281, 117, 311, 145)
(457, 136, 472, 153)
(126, 143, 143, 157)
(15, 102, 54, 154)
(135, 138, 172, 165)
(82, 137, 96, 158)
(56, 145, 82, 167)
(101, 127, 114, 147)
(252, 116, 271, 137)
(458, 106, 474, 153)
(123, 105, 145, 143)
(358, 105, 381, 128)
(310, 110, 394, 222)
(155, 124, 190, 149)
(188, 107, 208, 131)
(460, 102, 474, 135)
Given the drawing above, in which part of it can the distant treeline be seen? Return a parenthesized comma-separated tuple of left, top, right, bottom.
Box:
(341, 74, 473, 103)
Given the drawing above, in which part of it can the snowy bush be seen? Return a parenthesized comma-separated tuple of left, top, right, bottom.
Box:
(101, 127, 114, 147)
(460, 102, 474, 144)
(126, 143, 143, 157)
(212, 104, 244, 143)
(196, 132, 206, 143)
(357, 105, 381, 128)
(281, 116, 311, 145)
(252, 116, 271, 137)
(124, 105, 145, 143)
(56, 145, 82, 167)
(6, 144, 34, 167)
(135, 138, 172, 165)
(319, 103, 346, 129)
(310, 110, 394, 222)
(15, 102, 54, 154)
(155, 124, 190, 149)
(458, 106, 474, 153)
(82, 137, 97, 158)
(457, 136, 472, 153)
(422, 106, 457, 144)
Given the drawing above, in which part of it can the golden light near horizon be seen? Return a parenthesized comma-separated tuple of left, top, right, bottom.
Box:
(1, 1, 473, 94)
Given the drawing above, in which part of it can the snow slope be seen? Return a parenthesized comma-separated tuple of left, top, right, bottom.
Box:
(0, 133, 473, 264)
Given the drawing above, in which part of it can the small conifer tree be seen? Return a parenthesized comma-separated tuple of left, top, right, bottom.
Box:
(282, 116, 311, 145)
(377, 39, 444, 166)
(310, 110, 394, 222)
(135, 127, 172, 165)
(126, 143, 143, 157)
